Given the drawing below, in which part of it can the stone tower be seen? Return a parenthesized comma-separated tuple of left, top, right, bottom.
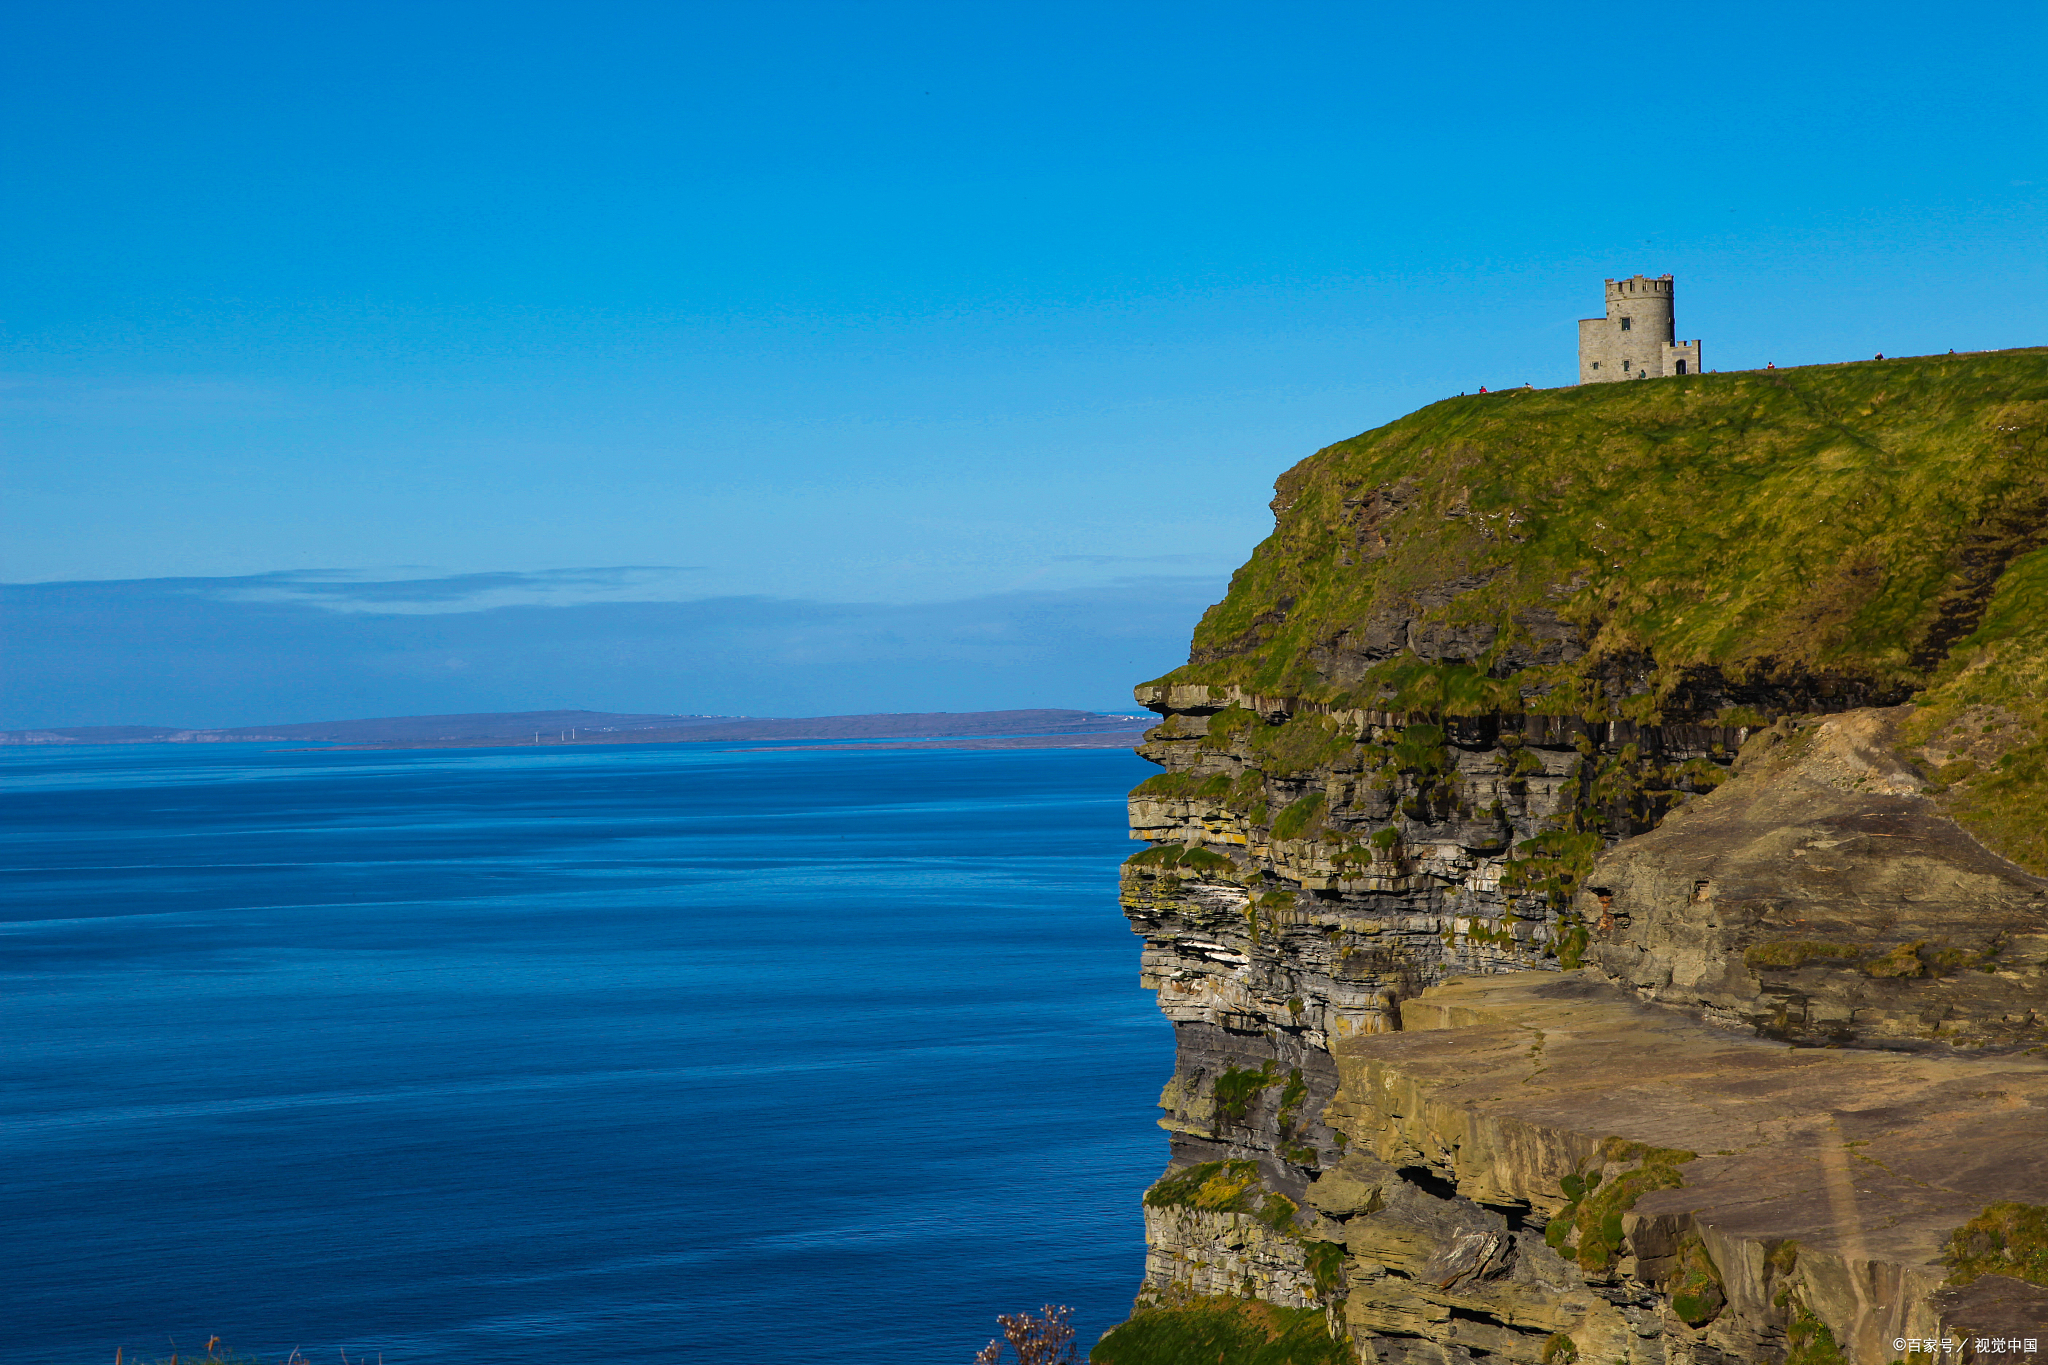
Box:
(1577, 274, 1703, 383)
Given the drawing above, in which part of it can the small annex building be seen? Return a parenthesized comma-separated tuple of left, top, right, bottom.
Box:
(1578, 274, 1702, 383)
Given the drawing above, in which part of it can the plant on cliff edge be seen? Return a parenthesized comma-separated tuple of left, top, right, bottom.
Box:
(1256, 1192, 1301, 1233)
(1126, 843, 1237, 876)
(1303, 1239, 1346, 1296)
(1943, 1201, 2048, 1287)
(1543, 1138, 1697, 1273)
(1144, 1160, 1262, 1213)
(973, 1304, 1078, 1365)
(1270, 791, 1326, 840)
(1211, 1063, 1280, 1127)
(1666, 1233, 1728, 1326)
(1091, 1296, 1350, 1365)
(1783, 1301, 1849, 1365)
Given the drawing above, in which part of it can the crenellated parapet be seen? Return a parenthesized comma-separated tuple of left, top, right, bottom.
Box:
(1579, 272, 1702, 382)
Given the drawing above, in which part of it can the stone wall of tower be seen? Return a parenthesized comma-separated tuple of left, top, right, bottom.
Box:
(1578, 274, 1701, 382)
(1660, 337, 1703, 376)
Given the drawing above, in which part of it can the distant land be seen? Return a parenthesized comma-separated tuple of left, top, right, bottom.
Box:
(0, 708, 1155, 751)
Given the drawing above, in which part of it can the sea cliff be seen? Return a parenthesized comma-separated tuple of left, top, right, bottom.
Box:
(1096, 350, 2048, 1365)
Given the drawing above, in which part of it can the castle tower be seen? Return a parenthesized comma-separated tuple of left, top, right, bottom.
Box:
(1577, 275, 1703, 383)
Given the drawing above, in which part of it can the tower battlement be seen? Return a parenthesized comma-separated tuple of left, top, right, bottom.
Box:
(1605, 274, 1674, 298)
(1579, 274, 1699, 383)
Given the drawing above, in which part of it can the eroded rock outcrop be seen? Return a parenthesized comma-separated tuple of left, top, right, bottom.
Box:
(1316, 972, 2048, 1365)
(1585, 709, 2048, 1051)
(1097, 351, 2048, 1365)
(1111, 696, 2048, 1364)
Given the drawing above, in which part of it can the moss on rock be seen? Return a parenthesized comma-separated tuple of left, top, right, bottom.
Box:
(1212, 1065, 1281, 1128)
(1145, 1160, 1264, 1214)
(1944, 1201, 2048, 1288)
(1784, 1301, 1850, 1365)
(1666, 1233, 1727, 1326)
(1545, 1138, 1697, 1274)
(1091, 1296, 1349, 1365)
(1270, 791, 1327, 841)
(1127, 843, 1238, 876)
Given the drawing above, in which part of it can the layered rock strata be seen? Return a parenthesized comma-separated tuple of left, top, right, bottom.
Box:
(1316, 972, 2048, 1364)
(1108, 352, 2048, 1364)
(1119, 697, 2048, 1362)
(1585, 709, 2048, 1050)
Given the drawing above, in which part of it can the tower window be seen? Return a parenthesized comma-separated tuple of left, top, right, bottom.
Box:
(1590, 362, 1601, 369)
(1620, 316, 1632, 331)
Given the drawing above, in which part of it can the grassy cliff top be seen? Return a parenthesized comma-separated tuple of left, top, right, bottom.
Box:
(1155, 348, 2048, 724)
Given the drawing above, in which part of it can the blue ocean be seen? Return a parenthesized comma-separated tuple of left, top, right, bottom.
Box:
(1, 742, 1169, 1363)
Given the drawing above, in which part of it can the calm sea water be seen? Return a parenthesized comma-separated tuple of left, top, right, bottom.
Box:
(1, 742, 1169, 1363)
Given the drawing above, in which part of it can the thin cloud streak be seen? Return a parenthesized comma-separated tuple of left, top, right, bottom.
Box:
(215, 566, 714, 613)
(0, 569, 1223, 728)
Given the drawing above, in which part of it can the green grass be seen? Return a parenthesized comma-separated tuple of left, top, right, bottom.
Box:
(1544, 1137, 1697, 1273)
(1785, 1302, 1850, 1365)
(1126, 843, 1238, 876)
(1903, 544, 2048, 871)
(1303, 1239, 1346, 1295)
(1091, 1297, 1350, 1365)
(1145, 1160, 1264, 1213)
(1256, 1192, 1301, 1233)
(1276, 1067, 1308, 1130)
(1497, 828, 1604, 963)
(1166, 351, 2048, 707)
(1944, 1201, 2048, 1287)
(1146, 349, 2048, 867)
(1246, 713, 1354, 777)
(1666, 1233, 1728, 1326)
(1389, 723, 1449, 774)
(1131, 769, 1233, 799)
(1212, 1064, 1280, 1126)
(1202, 705, 1259, 750)
(1130, 769, 1204, 798)
(1270, 791, 1326, 840)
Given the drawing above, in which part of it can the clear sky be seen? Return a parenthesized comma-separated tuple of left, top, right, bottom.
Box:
(3, 1, 2044, 727)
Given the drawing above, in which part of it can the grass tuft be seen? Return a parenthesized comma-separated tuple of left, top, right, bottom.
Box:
(1943, 1201, 2048, 1287)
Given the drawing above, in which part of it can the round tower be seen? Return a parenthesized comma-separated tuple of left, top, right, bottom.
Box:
(1605, 274, 1675, 348)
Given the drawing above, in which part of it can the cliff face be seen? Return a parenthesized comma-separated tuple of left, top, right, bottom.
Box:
(1097, 351, 2048, 1365)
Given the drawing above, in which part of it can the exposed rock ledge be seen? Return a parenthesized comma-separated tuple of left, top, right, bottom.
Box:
(1115, 697, 2048, 1362)
(1107, 354, 2048, 1362)
(1582, 708, 2048, 1050)
(1313, 971, 2048, 1364)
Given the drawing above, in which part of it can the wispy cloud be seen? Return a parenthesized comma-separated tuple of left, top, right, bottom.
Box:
(0, 568, 1224, 728)
(215, 566, 712, 613)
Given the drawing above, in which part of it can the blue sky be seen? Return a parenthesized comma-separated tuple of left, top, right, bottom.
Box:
(3, 1, 2044, 726)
